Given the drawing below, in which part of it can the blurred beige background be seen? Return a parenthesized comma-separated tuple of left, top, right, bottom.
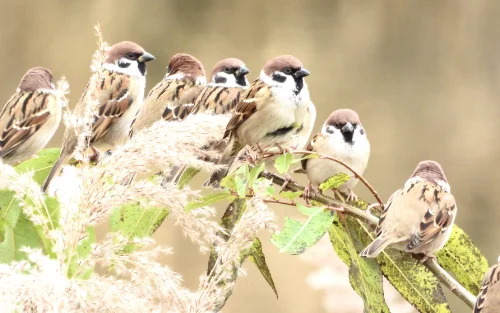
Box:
(1, 1, 499, 312)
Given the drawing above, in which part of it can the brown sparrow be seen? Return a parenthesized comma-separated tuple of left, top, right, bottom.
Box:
(129, 53, 206, 135)
(474, 256, 500, 313)
(0, 67, 65, 165)
(163, 58, 250, 184)
(301, 109, 369, 202)
(360, 160, 457, 261)
(205, 55, 312, 187)
(42, 41, 155, 192)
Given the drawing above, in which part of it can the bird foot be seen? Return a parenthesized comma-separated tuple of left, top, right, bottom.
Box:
(303, 182, 318, 205)
(366, 203, 382, 215)
(416, 253, 436, 264)
(280, 173, 297, 192)
(346, 189, 358, 203)
(89, 147, 101, 164)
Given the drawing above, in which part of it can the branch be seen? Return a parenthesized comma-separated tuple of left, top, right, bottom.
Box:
(259, 170, 477, 309)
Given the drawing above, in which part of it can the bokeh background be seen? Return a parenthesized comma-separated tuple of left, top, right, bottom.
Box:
(1, 1, 499, 312)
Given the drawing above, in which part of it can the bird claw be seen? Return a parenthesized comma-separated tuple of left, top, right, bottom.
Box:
(280, 174, 296, 192)
(366, 203, 382, 214)
(417, 253, 436, 264)
(346, 189, 358, 203)
(303, 182, 317, 205)
(89, 147, 101, 164)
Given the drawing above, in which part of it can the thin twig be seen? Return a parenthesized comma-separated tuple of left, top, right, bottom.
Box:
(259, 169, 477, 309)
(259, 150, 385, 208)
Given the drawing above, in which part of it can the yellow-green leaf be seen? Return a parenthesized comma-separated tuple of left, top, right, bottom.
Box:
(319, 173, 350, 192)
(249, 237, 278, 298)
(185, 191, 234, 212)
(329, 215, 389, 312)
(274, 153, 293, 174)
(178, 167, 200, 189)
(15, 148, 61, 185)
(437, 225, 489, 295)
(279, 190, 303, 201)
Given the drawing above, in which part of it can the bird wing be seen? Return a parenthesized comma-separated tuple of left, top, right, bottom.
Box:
(192, 85, 244, 115)
(406, 183, 457, 251)
(0, 91, 54, 158)
(474, 262, 500, 313)
(301, 132, 319, 170)
(223, 79, 266, 139)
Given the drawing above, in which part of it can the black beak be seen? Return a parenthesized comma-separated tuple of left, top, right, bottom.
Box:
(341, 122, 354, 143)
(293, 67, 310, 79)
(236, 66, 250, 77)
(138, 52, 155, 63)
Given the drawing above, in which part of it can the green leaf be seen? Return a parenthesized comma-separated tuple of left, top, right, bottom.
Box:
(234, 164, 249, 198)
(265, 186, 276, 198)
(110, 202, 169, 253)
(67, 227, 96, 279)
(352, 219, 450, 313)
(0, 190, 22, 237)
(290, 153, 319, 164)
(185, 191, 235, 212)
(248, 237, 278, 298)
(30, 196, 60, 258)
(14, 148, 61, 185)
(319, 172, 351, 192)
(178, 167, 200, 189)
(0, 212, 43, 263)
(271, 204, 334, 255)
(436, 225, 489, 295)
(278, 190, 303, 201)
(274, 152, 293, 174)
(329, 215, 389, 312)
(248, 163, 265, 189)
(220, 171, 237, 191)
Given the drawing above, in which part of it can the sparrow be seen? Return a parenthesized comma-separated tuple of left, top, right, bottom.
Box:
(129, 53, 206, 135)
(163, 58, 250, 184)
(474, 256, 500, 313)
(42, 41, 155, 192)
(301, 109, 369, 203)
(360, 160, 457, 261)
(0, 67, 65, 165)
(205, 55, 312, 187)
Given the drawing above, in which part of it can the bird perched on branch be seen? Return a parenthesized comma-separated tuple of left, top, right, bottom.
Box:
(163, 57, 251, 184)
(360, 160, 457, 261)
(205, 55, 313, 188)
(474, 256, 500, 313)
(129, 53, 206, 136)
(0, 67, 65, 165)
(42, 41, 155, 192)
(301, 109, 370, 203)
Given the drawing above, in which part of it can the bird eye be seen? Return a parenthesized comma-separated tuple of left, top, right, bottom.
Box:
(283, 67, 292, 74)
(224, 67, 231, 73)
(126, 52, 137, 60)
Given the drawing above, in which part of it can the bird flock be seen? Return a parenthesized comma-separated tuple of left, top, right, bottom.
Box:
(0, 40, 497, 312)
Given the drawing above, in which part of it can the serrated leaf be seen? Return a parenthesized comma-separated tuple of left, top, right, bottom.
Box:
(0, 213, 43, 263)
(271, 205, 335, 255)
(278, 190, 303, 201)
(14, 148, 61, 185)
(185, 191, 234, 212)
(353, 219, 450, 313)
(249, 237, 278, 298)
(290, 153, 319, 164)
(178, 167, 200, 189)
(110, 202, 169, 253)
(67, 227, 96, 279)
(274, 153, 293, 174)
(329, 215, 389, 312)
(436, 225, 489, 295)
(248, 163, 265, 189)
(319, 173, 351, 192)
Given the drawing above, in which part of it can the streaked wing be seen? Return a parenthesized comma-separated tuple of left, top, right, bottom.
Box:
(406, 184, 457, 251)
(0, 91, 54, 158)
(375, 189, 400, 237)
(162, 82, 204, 121)
(223, 80, 267, 139)
(90, 71, 133, 144)
(192, 85, 243, 115)
(474, 262, 500, 313)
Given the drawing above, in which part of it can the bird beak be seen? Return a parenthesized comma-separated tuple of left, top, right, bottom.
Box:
(138, 52, 155, 63)
(236, 66, 250, 77)
(341, 122, 354, 134)
(293, 67, 310, 79)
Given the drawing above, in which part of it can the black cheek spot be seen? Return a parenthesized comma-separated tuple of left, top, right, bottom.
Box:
(214, 76, 227, 84)
(272, 73, 286, 83)
(326, 128, 334, 134)
(118, 61, 131, 69)
(360, 129, 365, 135)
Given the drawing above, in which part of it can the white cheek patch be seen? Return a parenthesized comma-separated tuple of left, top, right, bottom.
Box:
(103, 58, 143, 77)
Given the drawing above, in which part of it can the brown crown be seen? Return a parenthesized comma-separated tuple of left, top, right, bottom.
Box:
(105, 41, 146, 63)
(410, 160, 448, 183)
(210, 58, 246, 78)
(167, 53, 205, 78)
(325, 109, 361, 127)
(262, 55, 303, 76)
(18, 67, 54, 92)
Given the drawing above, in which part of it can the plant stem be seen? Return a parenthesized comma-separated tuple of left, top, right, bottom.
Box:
(259, 169, 477, 309)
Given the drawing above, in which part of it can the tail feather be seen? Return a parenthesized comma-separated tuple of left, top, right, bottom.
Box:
(203, 156, 235, 189)
(42, 154, 70, 192)
(161, 165, 187, 186)
(359, 238, 393, 258)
